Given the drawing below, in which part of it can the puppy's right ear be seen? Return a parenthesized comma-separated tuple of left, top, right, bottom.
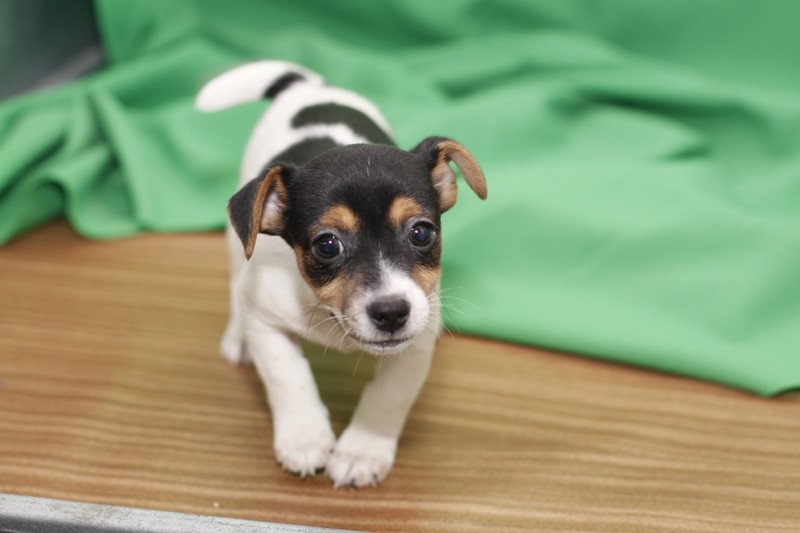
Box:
(227, 165, 289, 260)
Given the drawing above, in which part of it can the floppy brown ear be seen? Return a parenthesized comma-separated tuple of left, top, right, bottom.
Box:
(227, 165, 289, 259)
(412, 136, 487, 212)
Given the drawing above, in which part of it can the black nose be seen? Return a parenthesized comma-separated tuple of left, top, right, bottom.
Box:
(367, 297, 410, 333)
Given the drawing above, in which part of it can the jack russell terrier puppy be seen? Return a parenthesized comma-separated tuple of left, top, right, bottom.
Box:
(196, 61, 486, 488)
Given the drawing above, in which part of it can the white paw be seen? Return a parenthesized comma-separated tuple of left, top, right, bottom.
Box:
(327, 425, 397, 488)
(274, 420, 336, 478)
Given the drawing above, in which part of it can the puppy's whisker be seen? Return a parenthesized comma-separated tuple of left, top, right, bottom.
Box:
(305, 313, 340, 339)
(427, 309, 456, 337)
(304, 302, 323, 338)
(435, 286, 480, 305)
(432, 290, 464, 332)
(439, 303, 467, 315)
(337, 332, 351, 354)
(324, 326, 348, 356)
(438, 296, 460, 311)
(352, 350, 365, 376)
(292, 301, 330, 324)
(331, 314, 355, 354)
(440, 294, 481, 311)
(435, 290, 481, 319)
(434, 286, 465, 294)
(426, 309, 452, 335)
(321, 314, 344, 356)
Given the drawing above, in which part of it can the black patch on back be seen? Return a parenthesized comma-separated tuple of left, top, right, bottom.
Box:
(271, 137, 339, 167)
(292, 104, 393, 145)
(264, 72, 306, 99)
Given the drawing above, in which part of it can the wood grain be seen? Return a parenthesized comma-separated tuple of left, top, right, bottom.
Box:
(1, 221, 798, 532)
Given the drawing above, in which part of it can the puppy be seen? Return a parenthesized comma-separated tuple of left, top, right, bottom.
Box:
(196, 61, 486, 487)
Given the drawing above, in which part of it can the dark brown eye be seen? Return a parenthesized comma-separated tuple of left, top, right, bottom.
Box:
(312, 234, 343, 262)
(409, 222, 436, 249)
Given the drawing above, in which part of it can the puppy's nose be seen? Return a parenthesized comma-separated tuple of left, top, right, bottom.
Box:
(367, 297, 410, 333)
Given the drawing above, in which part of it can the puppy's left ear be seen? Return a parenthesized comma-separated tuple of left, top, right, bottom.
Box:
(412, 136, 487, 212)
(228, 165, 290, 260)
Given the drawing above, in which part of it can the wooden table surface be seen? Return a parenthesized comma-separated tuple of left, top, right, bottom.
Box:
(1, 221, 798, 532)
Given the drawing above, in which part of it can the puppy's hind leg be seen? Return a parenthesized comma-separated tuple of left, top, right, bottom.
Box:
(221, 226, 249, 364)
(220, 272, 248, 364)
(246, 317, 336, 477)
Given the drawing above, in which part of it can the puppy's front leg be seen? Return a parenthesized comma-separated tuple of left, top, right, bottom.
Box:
(327, 336, 436, 488)
(246, 318, 336, 477)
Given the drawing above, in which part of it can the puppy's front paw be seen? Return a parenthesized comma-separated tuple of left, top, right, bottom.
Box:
(327, 425, 397, 488)
(274, 421, 336, 478)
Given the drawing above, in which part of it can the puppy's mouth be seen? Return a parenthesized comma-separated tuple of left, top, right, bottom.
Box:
(352, 335, 412, 355)
(325, 310, 414, 354)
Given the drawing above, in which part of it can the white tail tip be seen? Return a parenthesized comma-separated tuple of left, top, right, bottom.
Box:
(195, 60, 324, 113)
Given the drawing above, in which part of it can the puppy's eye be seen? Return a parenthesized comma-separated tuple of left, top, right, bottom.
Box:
(312, 234, 343, 262)
(409, 222, 436, 249)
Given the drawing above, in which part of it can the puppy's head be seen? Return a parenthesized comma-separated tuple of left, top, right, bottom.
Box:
(229, 137, 486, 355)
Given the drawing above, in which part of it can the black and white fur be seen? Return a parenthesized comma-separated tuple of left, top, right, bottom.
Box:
(196, 61, 486, 488)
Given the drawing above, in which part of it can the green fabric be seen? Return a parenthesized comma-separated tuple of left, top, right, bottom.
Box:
(2, 0, 799, 395)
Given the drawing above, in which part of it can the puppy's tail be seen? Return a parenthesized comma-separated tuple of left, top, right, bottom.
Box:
(195, 60, 324, 113)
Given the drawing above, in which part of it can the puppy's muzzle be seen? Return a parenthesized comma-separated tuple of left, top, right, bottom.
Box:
(367, 296, 410, 334)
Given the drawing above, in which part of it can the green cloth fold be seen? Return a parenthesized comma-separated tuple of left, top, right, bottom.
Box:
(2, 0, 799, 395)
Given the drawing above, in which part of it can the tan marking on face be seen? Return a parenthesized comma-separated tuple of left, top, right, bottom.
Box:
(412, 264, 441, 295)
(388, 196, 426, 228)
(316, 203, 359, 234)
(292, 244, 355, 313)
(314, 275, 350, 310)
(299, 204, 358, 312)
